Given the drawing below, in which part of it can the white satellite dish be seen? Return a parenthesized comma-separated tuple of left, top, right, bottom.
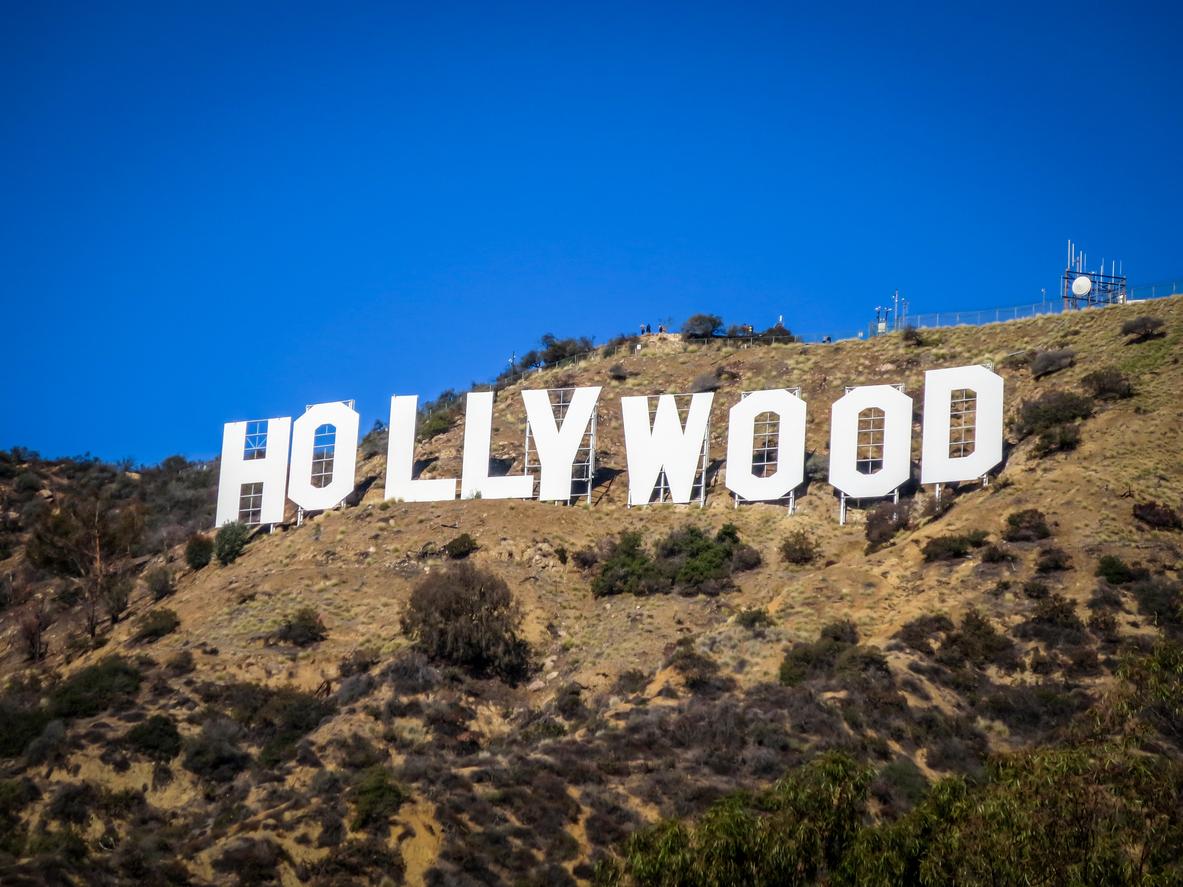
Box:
(1071, 275, 1092, 297)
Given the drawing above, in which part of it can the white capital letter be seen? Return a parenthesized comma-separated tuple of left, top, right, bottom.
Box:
(920, 365, 1004, 484)
(215, 417, 291, 527)
(461, 391, 533, 499)
(621, 393, 713, 505)
(384, 396, 458, 502)
(829, 385, 912, 498)
(724, 389, 806, 502)
(288, 401, 360, 511)
(521, 387, 601, 501)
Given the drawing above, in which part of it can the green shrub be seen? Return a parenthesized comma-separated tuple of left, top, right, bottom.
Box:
(617, 752, 872, 886)
(145, 567, 175, 600)
(936, 608, 1016, 670)
(592, 524, 759, 598)
(1003, 509, 1051, 542)
(736, 607, 775, 630)
(1095, 555, 1147, 585)
(48, 657, 141, 719)
(780, 528, 820, 565)
(275, 607, 327, 647)
(125, 715, 182, 761)
(0, 702, 51, 758)
(592, 531, 663, 597)
(349, 765, 408, 832)
(215, 521, 251, 565)
(402, 562, 531, 682)
(196, 682, 335, 767)
(416, 410, 455, 441)
(1080, 367, 1133, 400)
(780, 621, 859, 686)
(1011, 391, 1093, 439)
(921, 531, 987, 562)
(133, 608, 179, 643)
(442, 533, 478, 559)
(185, 534, 213, 569)
(102, 577, 131, 625)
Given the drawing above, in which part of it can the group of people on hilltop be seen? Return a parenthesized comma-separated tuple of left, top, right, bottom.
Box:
(639, 323, 666, 335)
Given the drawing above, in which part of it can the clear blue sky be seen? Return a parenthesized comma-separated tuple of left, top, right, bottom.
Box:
(2, 2, 1180, 465)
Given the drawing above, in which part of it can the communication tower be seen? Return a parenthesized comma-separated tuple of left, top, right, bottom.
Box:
(1062, 241, 1126, 310)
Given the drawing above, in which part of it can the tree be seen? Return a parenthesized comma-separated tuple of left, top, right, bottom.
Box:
(681, 314, 724, 338)
(26, 496, 143, 639)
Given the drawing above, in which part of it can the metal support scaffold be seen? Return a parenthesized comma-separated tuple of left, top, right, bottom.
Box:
(630, 393, 709, 507)
(733, 388, 801, 513)
(838, 383, 904, 525)
(522, 387, 598, 504)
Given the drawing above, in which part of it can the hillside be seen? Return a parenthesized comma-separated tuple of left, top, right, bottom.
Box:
(2, 296, 1183, 885)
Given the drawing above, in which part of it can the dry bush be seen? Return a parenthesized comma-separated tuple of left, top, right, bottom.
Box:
(1030, 348, 1075, 379)
(1133, 501, 1182, 531)
(780, 528, 819, 565)
(1080, 367, 1133, 400)
(865, 501, 910, 548)
(402, 562, 531, 682)
(1121, 315, 1165, 342)
(1003, 509, 1052, 542)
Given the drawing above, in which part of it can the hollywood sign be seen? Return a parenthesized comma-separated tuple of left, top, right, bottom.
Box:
(215, 364, 1003, 527)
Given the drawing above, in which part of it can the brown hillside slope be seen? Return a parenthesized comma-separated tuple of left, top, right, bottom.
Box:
(1, 295, 1181, 885)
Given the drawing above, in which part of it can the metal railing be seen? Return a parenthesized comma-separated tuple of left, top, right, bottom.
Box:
(904, 301, 1060, 331)
(1128, 278, 1183, 301)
